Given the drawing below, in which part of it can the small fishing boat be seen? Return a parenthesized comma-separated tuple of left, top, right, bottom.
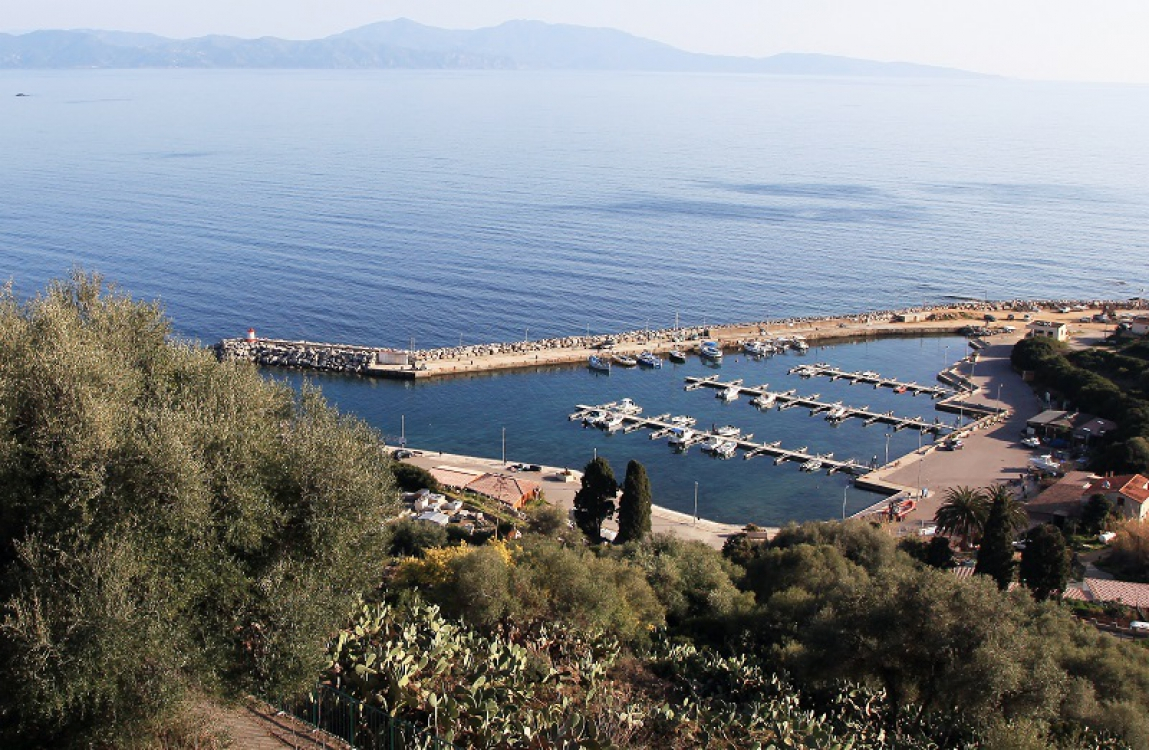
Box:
(668, 349, 687, 363)
(668, 427, 696, 451)
(699, 341, 723, 360)
(669, 415, 696, 427)
(714, 425, 741, 438)
(637, 351, 663, 368)
(894, 385, 908, 394)
(714, 440, 737, 459)
(825, 404, 848, 422)
(800, 458, 823, 472)
(791, 337, 810, 353)
(743, 341, 768, 357)
(603, 414, 625, 431)
(588, 355, 611, 372)
(612, 354, 638, 367)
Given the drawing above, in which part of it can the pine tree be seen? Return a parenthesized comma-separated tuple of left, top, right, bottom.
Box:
(572, 457, 617, 543)
(974, 486, 1022, 590)
(616, 460, 652, 544)
(1019, 524, 1071, 601)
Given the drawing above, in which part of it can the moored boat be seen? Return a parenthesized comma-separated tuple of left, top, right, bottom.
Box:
(612, 354, 638, 367)
(751, 392, 777, 409)
(616, 398, 642, 415)
(588, 355, 611, 372)
(718, 384, 740, 402)
(743, 340, 768, 357)
(637, 351, 663, 368)
(668, 349, 687, 363)
(714, 425, 741, 438)
(699, 341, 723, 360)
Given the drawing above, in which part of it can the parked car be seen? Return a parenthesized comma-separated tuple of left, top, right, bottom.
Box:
(1021, 436, 1041, 448)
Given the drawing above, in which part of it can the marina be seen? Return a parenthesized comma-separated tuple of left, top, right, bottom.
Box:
(569, 402, 869, 475)
(683, 376, 960, 435)
(787, 363, 954, 398)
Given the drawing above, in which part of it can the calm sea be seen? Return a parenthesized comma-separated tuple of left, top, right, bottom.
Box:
(3, 70, 1147, 523)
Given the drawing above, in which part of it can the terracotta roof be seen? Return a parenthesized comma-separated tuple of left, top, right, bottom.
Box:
(1086, 475, 1149, 505)
(428, 465, 485, 489)
(1026, 471, 1095, 522)
(1082, 578, 1149, 609)
(466, 473, 541, 506)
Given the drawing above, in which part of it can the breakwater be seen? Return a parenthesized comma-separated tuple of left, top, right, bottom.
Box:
(214, 298, 1135, 379)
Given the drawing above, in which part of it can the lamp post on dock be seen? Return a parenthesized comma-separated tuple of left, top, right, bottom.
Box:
(694, 482, 699, 525)
(884, 432, 891, 465)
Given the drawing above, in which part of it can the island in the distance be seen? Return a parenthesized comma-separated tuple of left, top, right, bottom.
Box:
(0, 18, 994, 78)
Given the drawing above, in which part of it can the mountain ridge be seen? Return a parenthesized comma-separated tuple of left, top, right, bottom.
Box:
(0, 18, 994, 78)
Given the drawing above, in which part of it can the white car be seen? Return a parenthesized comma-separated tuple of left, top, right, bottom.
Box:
(1021, 436, 1041, 448)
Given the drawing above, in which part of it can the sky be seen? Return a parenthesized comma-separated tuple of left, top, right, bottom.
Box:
(4, 0, 1149, 84)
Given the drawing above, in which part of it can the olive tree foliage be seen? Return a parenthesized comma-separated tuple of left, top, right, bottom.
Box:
(0, 274, 397, 747)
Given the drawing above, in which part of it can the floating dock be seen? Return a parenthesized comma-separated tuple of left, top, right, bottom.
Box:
(787, 363, 954, 398)
(569, 404, 867, 475)
(682, 377, 957, 435)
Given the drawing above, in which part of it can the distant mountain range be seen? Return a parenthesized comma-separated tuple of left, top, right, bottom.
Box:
(0, 19, 991, 78)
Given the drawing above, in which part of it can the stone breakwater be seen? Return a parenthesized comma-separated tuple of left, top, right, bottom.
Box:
(215, 338, 381, 373)
(214, 297, 1142, 378)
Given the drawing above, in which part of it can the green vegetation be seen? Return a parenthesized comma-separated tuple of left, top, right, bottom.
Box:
(1012, 336, 1149, 473)
(974, 485, 1027, 589)
(8, 275, 1149, 748)
(934, 485, 989, 547)
(392, 461, 442, 492)
(1020, 524, 1072, 601)
(0, 275, 398, 748)
(616, 459, 653, 543)
(572, 456, 617, 542)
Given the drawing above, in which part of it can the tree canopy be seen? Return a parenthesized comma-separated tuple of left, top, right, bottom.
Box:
(0, 274, 398, 748)
(573, 456, 617, 542)
(616, 459, 652, 543)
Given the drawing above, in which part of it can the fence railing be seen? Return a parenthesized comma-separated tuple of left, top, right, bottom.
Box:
(274, 684, 459, 750)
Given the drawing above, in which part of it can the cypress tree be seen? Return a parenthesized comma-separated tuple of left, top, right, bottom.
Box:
(573, 457, 617, 543)
(974, 489, 1018, 590)
(1019, 524, 1071, 601)
(616, 460, 652, 544)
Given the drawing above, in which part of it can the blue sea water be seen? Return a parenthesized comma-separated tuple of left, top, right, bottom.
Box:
(3, 70, 1147, 523)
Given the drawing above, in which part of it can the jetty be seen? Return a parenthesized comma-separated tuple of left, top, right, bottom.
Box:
(787, 363, 954, 398)
(569, 404, 868, 476)
(683, 377, 958, 435)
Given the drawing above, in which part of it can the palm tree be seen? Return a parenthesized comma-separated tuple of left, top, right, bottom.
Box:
(981, 484, 1028, 534)
(934, 486, 989, 549)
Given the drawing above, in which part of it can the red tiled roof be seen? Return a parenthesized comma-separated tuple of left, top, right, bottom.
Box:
(1026, 471, 1095, 521)
(1086, 475, 1149, 505)
(466, 473, 541, 506)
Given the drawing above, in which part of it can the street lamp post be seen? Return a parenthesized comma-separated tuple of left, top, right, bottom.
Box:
(885, 432, 891, 465)
(842, 486, 848, 520)
(944, 345, 950, 372)
(694, 481, 699, 525)
(501, 427, 506, 466)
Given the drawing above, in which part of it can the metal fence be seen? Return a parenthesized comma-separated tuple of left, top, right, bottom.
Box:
(276, 685, 459, 750)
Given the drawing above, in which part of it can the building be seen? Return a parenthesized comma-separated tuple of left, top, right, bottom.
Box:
(465, 473, 542, 510)
(1025, 471, 1096, 527)
(1025, 411, 1116, 446)
(1131, 316, 1149, 336)
(427, 465, 485, 490)
(1063, 578, 1149, 610)
(1084, 475, 1149, 522)
(1027, 320, 1068, 341)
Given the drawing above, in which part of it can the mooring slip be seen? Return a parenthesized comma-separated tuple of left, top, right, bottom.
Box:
(787, 363, 954, 398)
(570, 403, 868, 475)
(682, 377, 957, 435)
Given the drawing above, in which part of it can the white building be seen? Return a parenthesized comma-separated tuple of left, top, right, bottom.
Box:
(1027, 320, 1068, 342)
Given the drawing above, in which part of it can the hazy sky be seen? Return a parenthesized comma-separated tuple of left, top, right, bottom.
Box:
(5, 0, 1149, 83)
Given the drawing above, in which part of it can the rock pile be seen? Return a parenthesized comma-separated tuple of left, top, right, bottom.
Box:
(216, 338, 379, 374)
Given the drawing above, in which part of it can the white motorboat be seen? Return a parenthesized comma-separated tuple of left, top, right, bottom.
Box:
(699, 341, 723, 360)
(603, 414, 625, 431)
(751, 392, 777, 409)
(616, 398, 642, 415)
(718, 384, 740, 402)
(825, 404, 848, 421)
(588, 355, 611, 372)
(668, 427, 695, 447)
(743, 341, 768, 356)
(669, 415, 697, 427)
(714, 425, 741, 437)
(714, 440, 737, 458)
(668, 349, 687, 363)
(791, 337, 810, 352)
(612, 354, 638, 367)
(800, 458, 823, 472)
